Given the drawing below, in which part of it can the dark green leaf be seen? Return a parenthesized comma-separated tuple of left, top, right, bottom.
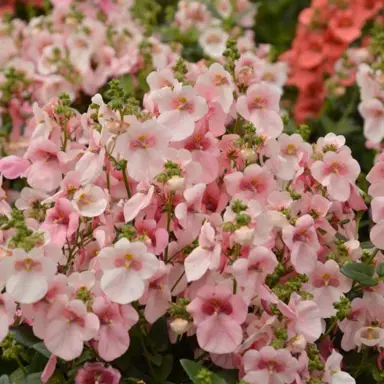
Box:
(31, 343, 50, 359)
(10, 326, 40, 348)
(377, 263, 384, 278)
(341, 262, 378, 286)
(180, 360, 226, 384)
(28, 352, 47, 374)
(153, 355, 173, 381)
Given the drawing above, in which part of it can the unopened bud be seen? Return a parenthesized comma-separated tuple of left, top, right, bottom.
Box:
(289, 334, 307, 353)
(241, 148, 257, 162)
(167, 176, 185, 192)
(170, 318, 189, 335)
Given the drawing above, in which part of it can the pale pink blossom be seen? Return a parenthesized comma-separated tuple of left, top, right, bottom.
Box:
(92, 295, 138, 361)
(73, 185, 108, 218)
(282, 214, 320, 274)
(358, 99, 384, 144)
(278, 293, 322, 343)
(306, 260, 352, 318)
(0, 248, 57, 304)
(98, 238, 159, 304)
(187, 285, 248, 354)
(199, 27, 228, 59)
(311, 148, 360, 202)
(242, 346, 298, 384)
(224, 164, 277, 203)
(115, 119, 170, 182)
(0, 293, 16, 343)
(236, 82, 283, 138)
(323, 350, 356, 384)
(156, 83, 208, 142)
(195, 63, 234, 113)
(184, 222, 221, 282)
(44, 297, 100, 360)
(41, 198, 79, 247)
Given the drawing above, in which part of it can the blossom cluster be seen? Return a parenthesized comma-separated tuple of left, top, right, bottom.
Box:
(281, 0, 383, 123)
(357, 50, 384, 150)
(1, 38, 380, 382)
(0, 0, 259, 155)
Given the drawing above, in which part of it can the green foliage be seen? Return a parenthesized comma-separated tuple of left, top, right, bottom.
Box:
(341, 261, 378, 287)
(254, 0, 311, 54)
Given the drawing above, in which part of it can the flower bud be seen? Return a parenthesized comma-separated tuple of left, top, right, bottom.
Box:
(167, 176, 185, 192)
(170, 318, 189, 335)
(233, 226, 254, 245)
(241, 148, 257, 162)
(289, 334, 307, 353)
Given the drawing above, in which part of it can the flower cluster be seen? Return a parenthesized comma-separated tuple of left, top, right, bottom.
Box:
(0, 0, 259, 156)
(0, 40, 378, 381)
(282, 0, 383, 123)
(356, 30, 384, 150)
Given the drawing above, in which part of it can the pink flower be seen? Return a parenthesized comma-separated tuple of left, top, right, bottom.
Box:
(42, 198, 79, 247)
(156, 83, 208, 142)
(242, 346, 298, 384)
(0, 293, 16, 343)
(44, 297, 99, 361)
(311, 148, 360, 202)
(115, 119, 170, 182)
(98, 238, 159, 304)
(15, 187, 48, 211)
(224, 164, 277, 203)
(282, 214, 320, 274)
(24, 139, 62, 192)
(41, 355, 57, 384)
(0, 248, 57, 304)
(140, 261, 171, 324)
(124, 185, 154, 222)
(73, 185, 108, 218)
(92, 295, 138, 361)
(278, 294, 322, 343)
(75, 362, 121, 384)
(306, 260, 352, 318)
(195, 63, 234, 113)
(199, 27, 228, 59)
(231, 246, 278, 303)
(236, 82, 283, 138)
(184, 222, 221, 282)
(323, 350, 355, 384)
(358, 98, 384, 144)
(187, 285, 247, 354)
(0, 155, 30, 179)
(370, 197, 384, 249)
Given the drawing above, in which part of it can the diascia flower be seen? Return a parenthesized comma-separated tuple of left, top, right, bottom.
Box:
(236, 82, 283, 138)
(187, 285, 248, 354)
(44, 297, 99, 361)
(184, 222, 221, 282)
(0, 248, 57, 304)
(242, 346, 298, 384)
(98, 238, 159, 304)
(311, 147, 360, 202)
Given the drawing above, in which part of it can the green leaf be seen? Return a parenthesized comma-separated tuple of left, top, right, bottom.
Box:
(341, 262, 378, 286)
(361, 241, 374, 249)
(153, 354, 173, 381)
(0, 376, 10, 384)
(377, 263, 384, 278)
(180, 360, 226, 384)
(32, 343, 51, 359)
(10, 326, 40, 348)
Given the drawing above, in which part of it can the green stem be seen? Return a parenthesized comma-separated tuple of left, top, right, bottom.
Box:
(171, 270, 185, 293)
(323, 317, 338, 338)
(121, 162, 132, 199)
(138, 333, 157, 382)
(15, 355, 27, 376)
